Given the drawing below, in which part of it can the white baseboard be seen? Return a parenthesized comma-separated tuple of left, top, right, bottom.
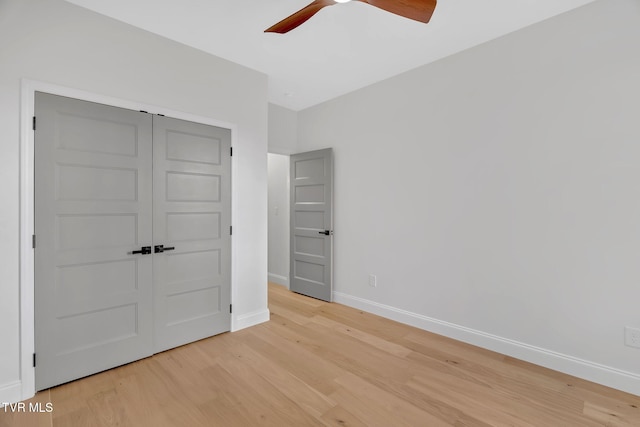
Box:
(333, 291, 640, 397)
(268, 273, 289, 288)
(0, 381, 22, 405)
(232, 308, 270, 332)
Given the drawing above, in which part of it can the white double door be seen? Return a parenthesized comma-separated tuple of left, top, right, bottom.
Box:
(34, 92, 231, 391)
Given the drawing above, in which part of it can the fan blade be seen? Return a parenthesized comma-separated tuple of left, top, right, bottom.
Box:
(265, 0, 337, 34)
(355, 0, 437, 23)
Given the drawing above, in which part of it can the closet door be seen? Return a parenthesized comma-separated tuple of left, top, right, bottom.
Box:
(34, 94, 232, 390)
(34, 92, 154, 390)
(152, 115, 232, 352)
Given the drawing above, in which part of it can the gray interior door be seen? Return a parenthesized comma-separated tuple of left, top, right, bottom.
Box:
(35, 93, 232, 390)
(34, 92, 154, 390)
(152, 116, 231, 352)
(290, 148, 333, 301)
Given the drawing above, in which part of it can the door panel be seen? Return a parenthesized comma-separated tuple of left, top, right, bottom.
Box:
(35, 92, 153, 391)
(152, 115, 231, 353)
(35, 93, 232, 390)
(290, 148, 333, 301)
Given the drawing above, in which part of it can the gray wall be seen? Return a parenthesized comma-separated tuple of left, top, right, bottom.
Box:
(268, 103, 298, 155)
(0, 0, 268, 402)
(297, 0, 640, 394)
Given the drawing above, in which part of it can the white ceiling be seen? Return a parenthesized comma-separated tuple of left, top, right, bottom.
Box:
(65, 0, 597, 111)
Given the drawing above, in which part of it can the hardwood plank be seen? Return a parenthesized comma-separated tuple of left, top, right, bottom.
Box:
(320, 405, 368, 427)
(197, 393, 255, 427)
(227, 342, 337, 417)
(50, 407, 97, 427)
(85, 388, 130, 427)
(332, 372, 450, 427)
(309, 315, 412, 357)
(50, 368, 117, 419)
(583, 401, 639, 426)
(402, 338, 589, 417)
(270, 302, 315, 326)
(244, 323, 345, 396)
(215, 351, 326, 426)
(109, 373, 156, 426)
(2, 282, 639, 427)
(0, 391, 52, 427)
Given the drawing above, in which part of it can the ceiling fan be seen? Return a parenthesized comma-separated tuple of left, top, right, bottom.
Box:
(265, 0, 437, 34)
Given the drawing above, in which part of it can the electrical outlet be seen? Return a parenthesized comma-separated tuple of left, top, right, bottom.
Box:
(624, 326, 640, 349)
(369, 274, 377, 288)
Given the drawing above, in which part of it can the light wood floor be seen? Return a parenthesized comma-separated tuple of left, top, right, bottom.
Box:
(2, 283, 639, 426)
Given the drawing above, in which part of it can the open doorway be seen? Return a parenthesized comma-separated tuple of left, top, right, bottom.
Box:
(267, 153, 290, 288)
(268, 149, 334, 301)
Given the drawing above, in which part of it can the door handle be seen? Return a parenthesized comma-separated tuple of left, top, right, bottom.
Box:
(318, 230, 333, 236)
(131, 246, 151, 255)
(154, 245, 176, 253)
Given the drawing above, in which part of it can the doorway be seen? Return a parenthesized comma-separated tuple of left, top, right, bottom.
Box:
(267, 149, 334, 302)
(267, 153, 290, 288)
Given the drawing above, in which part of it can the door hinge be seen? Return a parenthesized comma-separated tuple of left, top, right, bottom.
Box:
(32, 235, 36, 249)
(230, 304, 232, 314)
(32, 116, 36, 131)
(230, 226, 232, 235)
(33, 353, 36, 368)
(230, 147, 233, 157)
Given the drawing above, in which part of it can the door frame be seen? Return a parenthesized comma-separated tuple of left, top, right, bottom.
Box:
(19, 79, 239, 401)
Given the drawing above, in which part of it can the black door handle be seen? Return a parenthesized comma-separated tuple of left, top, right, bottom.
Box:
(154, 245, 176, 253)
(318, 230, 333, 236)
(131, 246, 151, 255)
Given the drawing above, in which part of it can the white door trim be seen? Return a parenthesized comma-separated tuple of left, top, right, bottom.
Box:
(19, 79, 239, 401)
